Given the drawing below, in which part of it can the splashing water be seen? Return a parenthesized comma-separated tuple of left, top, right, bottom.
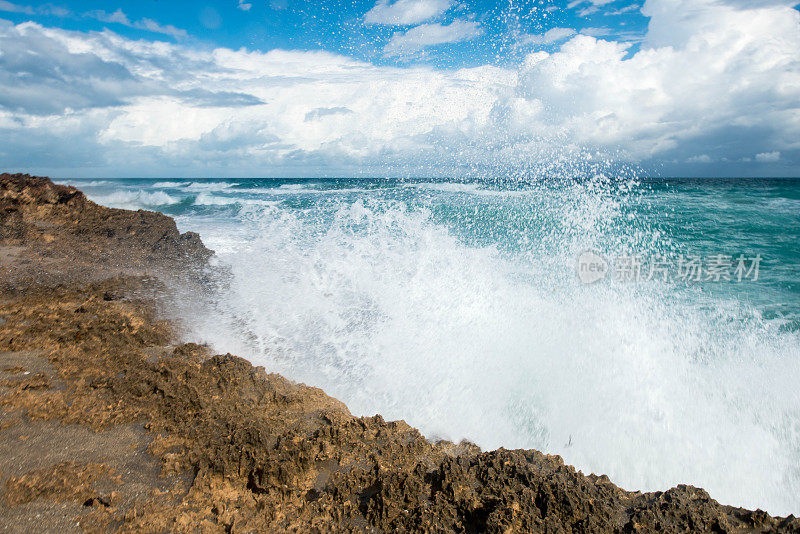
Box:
(68, 176, 800, 516)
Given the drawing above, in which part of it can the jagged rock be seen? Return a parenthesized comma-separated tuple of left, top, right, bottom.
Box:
(0, 173, 213, 294)
(0, 174, 797, 533)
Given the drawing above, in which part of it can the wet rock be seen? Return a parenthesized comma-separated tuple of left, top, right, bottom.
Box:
(1, 174, 798, 532)
(0, 173, 213, 294)
(0, 173, 85, 207)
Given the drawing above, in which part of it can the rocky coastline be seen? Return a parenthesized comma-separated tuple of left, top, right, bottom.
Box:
(0, 173, 797, 533)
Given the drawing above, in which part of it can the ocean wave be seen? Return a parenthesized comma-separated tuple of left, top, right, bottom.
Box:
(410, 182, 529, 197)
(247, 185, 375, 196)
(410, 182, 484, 193)
(193, 192, 238, 206)
(61, 180, 113, 188)
(245, 184, 319, 195)
(193, 192, 281, 207)
(184, 185, 800, 516)
(90, 190, 180, 209)
(152, 181, 186, 188)
(278, 183, 313, 190)
(764, 197, 800, 212)
(185, 181, 240, 192)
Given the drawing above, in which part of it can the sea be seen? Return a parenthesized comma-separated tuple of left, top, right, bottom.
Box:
(58, 176, 800, 516)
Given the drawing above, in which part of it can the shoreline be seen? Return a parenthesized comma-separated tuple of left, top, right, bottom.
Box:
(0, 173, 797, 532)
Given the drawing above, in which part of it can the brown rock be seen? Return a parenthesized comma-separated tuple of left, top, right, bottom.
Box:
(0, 173, 798, 532)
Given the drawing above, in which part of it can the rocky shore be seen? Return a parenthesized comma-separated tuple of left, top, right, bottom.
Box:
(0, 173, 797, 533)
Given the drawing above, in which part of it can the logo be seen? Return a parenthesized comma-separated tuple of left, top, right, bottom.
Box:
(576, 250, 609, 284)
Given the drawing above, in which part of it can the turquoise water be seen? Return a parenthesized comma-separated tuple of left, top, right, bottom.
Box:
(74, 177, 800, 329)
(64, 177, 800, 515)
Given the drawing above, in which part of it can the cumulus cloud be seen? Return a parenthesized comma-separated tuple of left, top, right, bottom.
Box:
(0, 0, 799, 177)
(511, 0, 800, 166)
(0, 21, 262, 115)
(364, 0, 452, 25)
(0, 23, 139, 114)
(383, 20, 483, 57)
(720, 0, 799, 7)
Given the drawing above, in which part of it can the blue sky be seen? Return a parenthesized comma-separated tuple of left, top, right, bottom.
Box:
(1, 0, 799, 177)
(0, 0, 650, 66)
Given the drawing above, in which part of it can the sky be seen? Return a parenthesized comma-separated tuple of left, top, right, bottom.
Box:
(0, 0, 799, 177)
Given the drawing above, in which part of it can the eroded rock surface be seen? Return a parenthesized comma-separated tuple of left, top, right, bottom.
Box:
(0, 173, 210, 295)
(0, 174, 797, 533)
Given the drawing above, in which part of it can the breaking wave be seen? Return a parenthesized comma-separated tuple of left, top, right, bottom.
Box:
(174, 178, 800, 516)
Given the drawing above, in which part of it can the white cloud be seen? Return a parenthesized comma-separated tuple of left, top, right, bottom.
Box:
(517, 27, 576, 46)
(756, 151, 781, 162)
(0, 1, 70, 17)
(41, 5, 69, 17)
(0, 1, 33, 14)
(570, 0, 620, 15)
(136, 18, 187, 38)
(579, 27, 614, 37)
(721, 0, 799, 7)
(571, 0, 621, 6)
(512, 0, 800, 165)
(0, 0, 799, 177)
(579, 26, 645, 42)
(305, 107, 354, 122)
(606, 4, 642, 15)
(86, 9, 187, 38)
(383, 20, 483, 57)
(364, 0, 452, 25)
(89, 9, 130, 25)
(572, 0, 640, 16)
(237, 0, 252, 11)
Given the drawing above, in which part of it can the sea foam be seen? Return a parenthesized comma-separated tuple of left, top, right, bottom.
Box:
(79, 178, 800, 517)
(182, 182, 800, 517)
